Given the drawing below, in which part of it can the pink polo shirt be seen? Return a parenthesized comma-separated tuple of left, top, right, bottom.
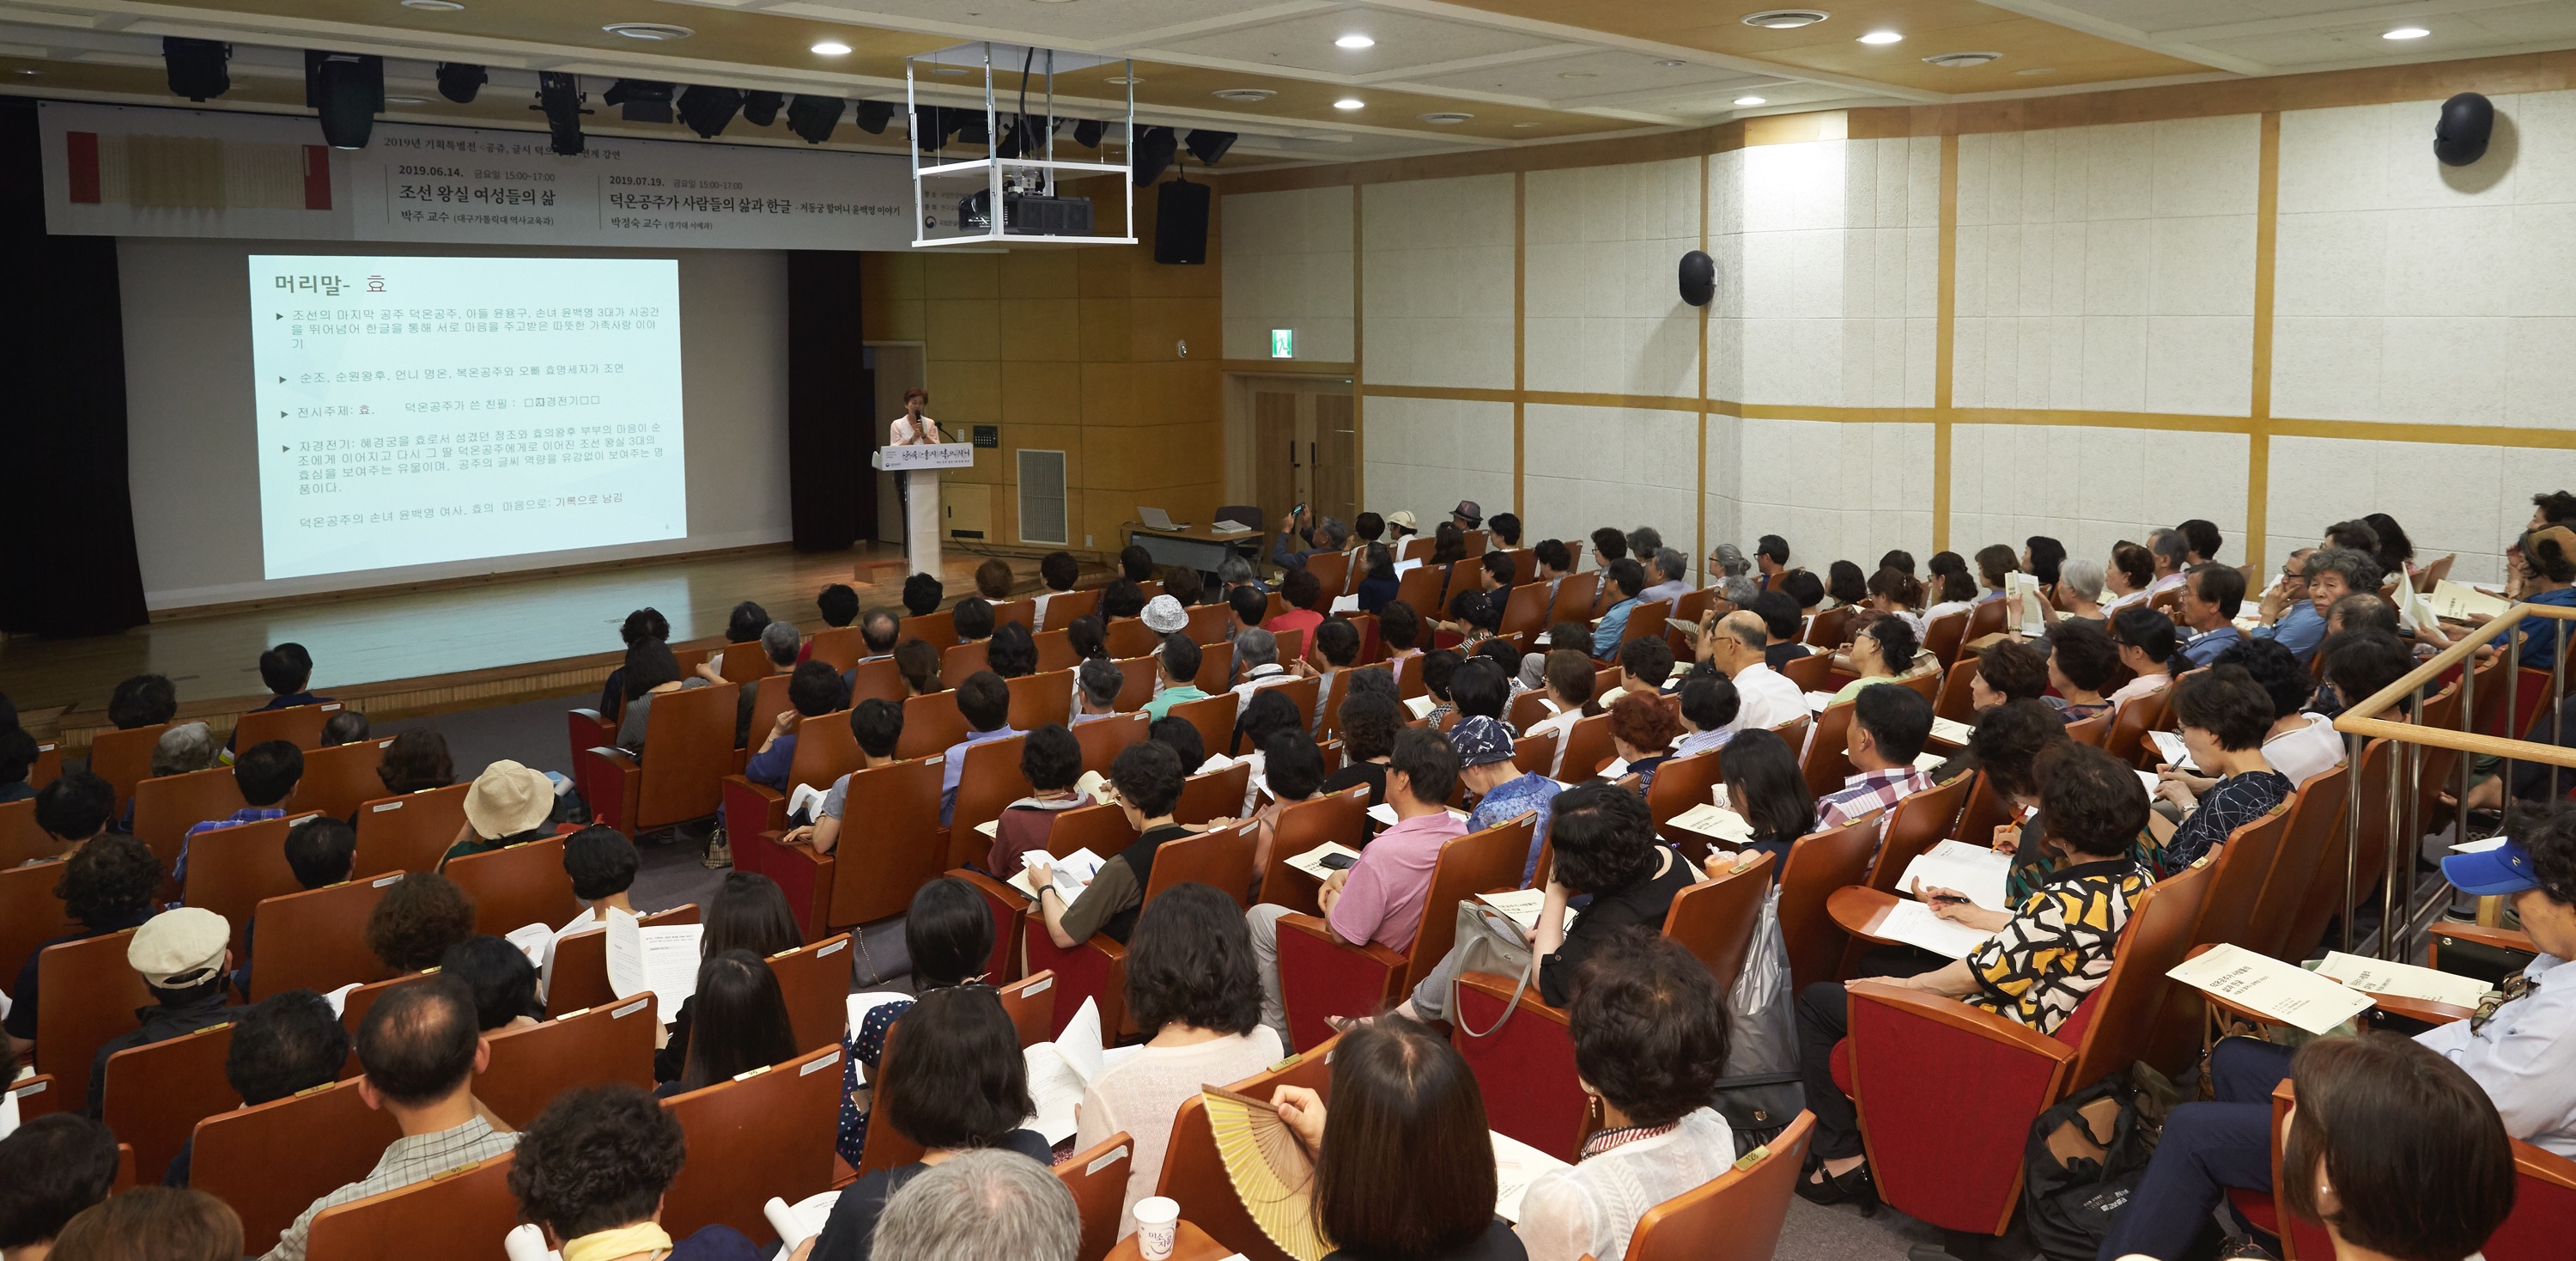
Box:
(1327, 808, 1467, 953)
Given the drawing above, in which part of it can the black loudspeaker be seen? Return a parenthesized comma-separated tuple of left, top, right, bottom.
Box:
(1678, 249, 1716, 307)
(1155, 180, 1212, 265)
(2436, 92, 2494, 167)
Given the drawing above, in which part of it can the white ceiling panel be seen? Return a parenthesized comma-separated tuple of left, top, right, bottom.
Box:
(1404, 48, 1777, 105)
(1147, 9, 1567, 76)
(786, 0, 1297, 44)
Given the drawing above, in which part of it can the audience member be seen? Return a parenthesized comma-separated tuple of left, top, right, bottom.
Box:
(1034, 551, 1082, 630)
(3, 835, 161, 1058)
(806, 987, 1051, 1261)
(1698, 611, 1804, 733)
(1075, 883, 1285, 1236)
(86, 906, 234, 1117)
(2148, 664, 2292, 874)
(666, 950, 796, 1098)
(1589, 558, 1648, 658)
(1972, 638, 2050, 710)
(372, 728, 453, 802)
(939, 673, 1022, 825)
(1032, 742, 1191, 949)
(1233, 628, 1292, 700)
(894, 637, 945, 697)
(1605, 692, 1679, 793)
(990, 725, 1087, 874)
(363, 871, 476, 974)
(2107, 606, 2178, 710)
(1139, 634, 1206, 721)
(164, 990, 351, 1185)
(2175, 562, 2247, 667)
(951, 597, 996, 645)
(784, 699, 906, 856)
(655, 872, 799, 1085)
(53, 1188, 241, 1261)
(817, 582, 861, 630)
(1613, 637, 1674, 699)
(509, 1083, 760, 1261)
(1516, 931, 1736, 1261)
(550, 825, 641, 953)
(1453, 716, 1560, 886)
(27, 769, 112, 864)
(599, 609, 671, 716)
(1814, 685, 1935, 831)
(1923, 551, 1975, 622)
(616, 640, 708, 753)
(107, 673, 179, 731)
(1249, 729, 1327, 873)
(440, 935, 543, 1033)
(263, 977, 518, 1261)
(2215, 637, 2342, 788)
(1321, 690, 1400, 832)
(440, 758, 556, 868)
(0, 1113, 118, 1260)
(838, 877, 993, 1164)
(1101, 579, 1147, 622)
(252, 642, 332, 715)
(869, 1149, 1078, 1261)
(1826, 613, 1917, 704)
(1824, 559, 1867, 609)
(151, 721, 220, 780)
(902, 573, 944, 618)
(1718, 727, 1814, 874)
(1673, 677, 1737, 759)
(2044, 619, 2119, 723)
(1751, 590, 1811, 668)
(319, 710, 371, 746)
(1072, 656, 1125, 721)
(175, 738, 301, 883)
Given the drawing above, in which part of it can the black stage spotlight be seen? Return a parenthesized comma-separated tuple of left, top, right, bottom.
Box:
(534, 72, 586, 155)
(741, 90, 784, 127)
(1183, 129, 1236, 166)
(434, 62, 486, 104)
(1131, 125, 1176, 186)
(912, 105, 957, 152)
(305, 51, 384, 149)
(852, 99, 894, 135)
(1072, 118, 1105, 149)
(162, 37, 231, 102)
(788, 94, 845, 143)
(952, 112, 989, 145)
(677, 85, 744, 137)
(601, 79, 673, 124)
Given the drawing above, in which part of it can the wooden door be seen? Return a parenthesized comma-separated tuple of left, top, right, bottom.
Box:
(1255, 391, 1299, 536)
(1312, 393, 1355, 527)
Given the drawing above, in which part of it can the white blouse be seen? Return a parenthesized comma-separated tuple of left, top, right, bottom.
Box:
(1515, 1108, 1738, 1261)
(2263, 712, 2344, 789)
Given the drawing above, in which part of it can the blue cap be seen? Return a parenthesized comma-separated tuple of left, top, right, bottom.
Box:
(1450, 716, 1516, 767)
(2441, 839, 2543, 897)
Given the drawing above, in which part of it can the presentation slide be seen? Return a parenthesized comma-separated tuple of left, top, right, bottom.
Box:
(250, 254, 687, 581)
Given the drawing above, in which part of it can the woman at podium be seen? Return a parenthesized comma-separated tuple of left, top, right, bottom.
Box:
(890, 387, 944, 532)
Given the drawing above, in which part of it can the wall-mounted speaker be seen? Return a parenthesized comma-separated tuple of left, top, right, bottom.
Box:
(1155, 180, 1212, 265)
(1678, 249, 1716, 308)
(2437, 92, 2494, 167)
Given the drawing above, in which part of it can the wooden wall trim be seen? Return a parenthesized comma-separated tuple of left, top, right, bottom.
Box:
(1934, 135, 1959, 554)
(2247, 112, 2283, 575)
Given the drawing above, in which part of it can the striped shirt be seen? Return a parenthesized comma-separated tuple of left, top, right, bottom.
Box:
(263, 1117, 518, 1261)
(1814, 767, 1934, 832)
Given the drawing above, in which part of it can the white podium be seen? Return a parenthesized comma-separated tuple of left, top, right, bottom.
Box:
(873, 442, 977, 579)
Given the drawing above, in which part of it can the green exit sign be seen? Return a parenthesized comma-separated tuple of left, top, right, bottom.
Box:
(1269, 328, 1294, 358)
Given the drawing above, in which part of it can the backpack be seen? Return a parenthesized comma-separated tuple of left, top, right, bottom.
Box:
(2022, 1072, 2156, 1261)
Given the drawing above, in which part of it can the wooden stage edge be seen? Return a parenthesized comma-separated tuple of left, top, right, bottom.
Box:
(5, 540, 1091, 755)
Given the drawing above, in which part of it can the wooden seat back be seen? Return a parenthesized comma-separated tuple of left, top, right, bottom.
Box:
(235, 702, 344, 752)
(900, 609, 956, 649)
(999, 968, 1059, 1048)
(1008, 669, 1077, 731)
(1105, 617, 1162, 660)
(247, 874, 404, 1000)
(1498, 582, 1552, 648)
(192, 1077, 403, 1255)
(131, 765, 246, 879)
(1547, 573, 1600, 625)
(1044, 801, 1140, 861)
(1934, 657, 1983, 724)
(185, 809, 326, 955)
(1923, 610, 1971, 668)
(1176, 762, 1253, 827)
(1303, 550, 1351, 594)
(1072, 712, 1149, 774)
(2068, 857, 2213, 1087)
(829, 760, 945, 929)
(352, 783, 471, 878)
(542, 905, 701, 1020)
(1167, 691, 1240, 765)
(1042, 588, 1103, 630)
(783, 711, 864, 795)
(1800, 702, 1856, 799)
(1255, 786, 1371, 917)
(1663, 852, 1774, 986)
(88, 722, 170, 815)
(1804, 606, 1853, 649)
(744, 673, 797, 748)
(1513, 730, 1560, 778)
(1394, 566, 1445, 616)
(2102, 690, 2171, 765)
(0, 800, 53, 868)
(847, 657, 906, 706)
(942, 638, 993, 688)
(853, 1020, 927, 1175)
(1965, 599, 2008, 643)
(102, 1018, 238, 1184)
(805, 625, 866, 670)
(635, 682, 741, 830)
(1859, 774, 1977, 893)
(1558, 713, 1616, 783)
(658, 1044, 846, 1242)
(296, 738, 393, 821)
(1505, 690, 1555, 734)
(340, 971, 436, 1033)
(1193, 640, 1238, 693)
(446, 837, 580, 936)
(1185, 602, 1235, 647)
(949, 734, 1034, 868)
(35, 929, 151, 1112)
(2287, 736, 2391, 962)
(2248, 765, 2347, 963)
(479, 996, 658, 1128)
(1776, 816, 1880, 992)
(1140, 822, 1259, 909)
(1621, 1112, 1814, 1261)
(1111, 656, 1160, 712)
(307, 1149, 519, 1261)
(1646, 749, 1725, 835)
(896, 691, 972, 762)
(1400, 816, 1536, 992)
(1155, 1038, 1339, 1261)
(771, 933, 855, 1055)
(1618, 601, 1670, 653)
(1948, 771, 2008, 844)
(2065, 712, 2109, 748)
(0, 859, 76, 988)
(1055, 1130, 1133, 1261)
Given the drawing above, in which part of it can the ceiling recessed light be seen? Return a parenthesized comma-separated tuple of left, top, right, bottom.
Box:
(14, 68, 39, 76)
(1212, 88, 1275, 101)
(2384, 26, 2430, 40)
(934, 66, 972, 76)
(1923, 51, 2000, 68)
(811, 40, 851, 55)
(603, 22, 693, 40)
(1333, 97, 1364, 110)
(1335, 34, 1374, 49)
(386, 94, 428, 104)
(1104, 75, 1140, 84)
(1419, 111, 1473, 124)
(1741, 9, 1828, 28)
(1734, 95, 1766, 106)
(1512, 121, 1540, 128)
(401, 0, 465, 9)
(2013, 67, 2056, 76)
(1558, 70, 1598, 79)
(1857, 30, 1902, 45)
(1655, 59, 1686, 67)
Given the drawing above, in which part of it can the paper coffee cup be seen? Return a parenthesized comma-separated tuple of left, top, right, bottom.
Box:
(1133, 1195, 1180, 1260)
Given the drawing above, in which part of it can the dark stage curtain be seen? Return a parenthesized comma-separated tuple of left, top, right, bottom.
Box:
(787, 249, 875, 551)
(0, 98, 150, 636)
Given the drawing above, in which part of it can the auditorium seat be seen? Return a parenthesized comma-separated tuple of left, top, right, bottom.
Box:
(744, 673, 796, 757)
(721, 710, 864, 888)
(445, 836, 580, 936)
(1779, 652, 1835, 694)
(1153, 1035, 1337, 1261)
(1394, 566, 1443, 616)
(1616, 602, 1669, 655)
(952, 868, 1030, 984)
(659, 1042, 843, 1244)
(87, 722, 169, 816)
(717, 649, 778, 690)
(1303, 551, 1350, 596)
(102, 1019, 237, 1184)
(1107, 656, 1157, 714)
(478, 996, 657, 1128)
(1072, 712, 1149, 776)
(543, 905, 701, 1019)
(568, 707, 615, 774)
(1799, 701, 1856, 799)
(2285, 736, 2393, 964)
(183, 810, 326, 955)
(1947, 771, 2008, 847)
(349, 783, 470, 878)
(805, 626, 866, 671)
(246, 873, 404, 1000)
(1773, 815, 1879, 992)
(1932, 656, 1982, 724)
(770, 933, 856, 1056)
(2246, 764, 2349, 963)
(1840, 859, 2210, 1240)
(1556, 713, 1615, 783)
(1272, 628, 1309, 671)
(941, 639, 993, 688)
(947, 733, 1034, 868)
(575, 681, 739, 836)
(6, 1073, 63, 1125)
(1008, 669, 1076, 730)
(0, 799, 52, 868)
(1622, 1112, 1813, 1261)
(2064, 712, 2109, 748)
(1191, 640, 1237, 695)
(1854, 774, 1975, 895)
(2099, 690, 2170, 766)
(1045, 588, 1105, 629)
(1273, 815, 1532, 1051)
(1184, 601, 1232, 646)
(191, 1076, 403, 1255)
(34, 928, 152, 1117)
(852, 1020, 926, 1177)
(1104, 617, 1160, 660)
(1025, 824, 1256, 1039)
(307, 1149, 518, 1261)
(2139, 803, 2293, 1070)
(1644, 750, 1725, 840)
(1805, 606, 1854, 650)
(1173, 761, 1252, 828)
(1504, 690, 1553, 734)
(1512, 731, 1560, 778)
(900, 610, 955, 647)
(894, 691, 972, 762)
(1254, 786, 1371, 917)
(992, 598, 1036, 630)
(294, 738, 392, 821)
(847, 657, 905, 706)
(1055, 1130, 1133, 1261)
(1923, 609, 1971, 668)
(997, 968, 1057, 1049)
(235, 702, 345, 752)
(0, 859, 76, 992)
(1314, 667, 1377, 741)
(1546, 573, 1600, 627)
(131, 765, 248, 883)
(1166, 692, 1238, 765)
(764, 757, 943, 938)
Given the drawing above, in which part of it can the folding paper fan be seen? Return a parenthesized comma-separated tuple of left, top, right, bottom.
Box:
(1200, 1084, 1327, 1261)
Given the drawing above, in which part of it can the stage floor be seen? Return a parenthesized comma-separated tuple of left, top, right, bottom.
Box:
(0, 542, 1052, 746)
